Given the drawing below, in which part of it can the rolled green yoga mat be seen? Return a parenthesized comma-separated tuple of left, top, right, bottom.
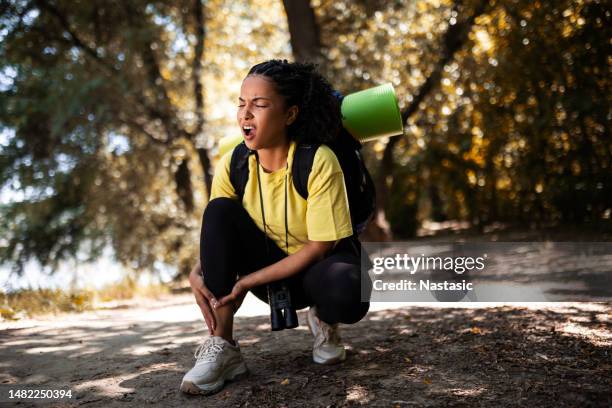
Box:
(218, 82, 404, 158)
(340, 83, 404, 142)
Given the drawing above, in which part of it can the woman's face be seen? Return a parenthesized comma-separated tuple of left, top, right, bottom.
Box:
(237, 75, 297, 150)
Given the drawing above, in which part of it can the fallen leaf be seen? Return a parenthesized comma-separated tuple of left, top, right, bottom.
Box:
(280, 378, 290, 385)
(423, 377, 432, 385)
(404, 357, 412, 363)
(471, 327, 482, 334)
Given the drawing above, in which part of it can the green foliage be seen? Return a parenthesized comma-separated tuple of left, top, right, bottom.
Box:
(0, 0, 609, 274)
(0, 0, 291, 275)
(316, 0, 610, 232)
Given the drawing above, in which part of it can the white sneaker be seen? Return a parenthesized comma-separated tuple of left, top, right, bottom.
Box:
(307, 306, 346, 364)
(180, 335, 248, 395)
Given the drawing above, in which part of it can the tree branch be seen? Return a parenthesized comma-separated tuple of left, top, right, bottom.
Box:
(118, 117, 169, 146)
(192, 0, 206, 137)
(374, 0, 490, 239)
(35, 0, 117, 74)
(36, 0, 179, 145)
(191, 0, 213, 196)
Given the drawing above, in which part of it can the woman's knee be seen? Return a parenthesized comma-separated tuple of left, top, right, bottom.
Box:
(341, 301, 370, 324)
(318, 296, 369, 325)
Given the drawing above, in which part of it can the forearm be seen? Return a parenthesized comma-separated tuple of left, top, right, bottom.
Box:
(241, 240, 335, 289)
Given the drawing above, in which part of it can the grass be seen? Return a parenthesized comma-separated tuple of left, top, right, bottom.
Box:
(0, 277, 170, 321)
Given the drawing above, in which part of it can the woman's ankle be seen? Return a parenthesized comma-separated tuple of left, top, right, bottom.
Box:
(221, 336, 236, 346)
(213, 332, 235, 345)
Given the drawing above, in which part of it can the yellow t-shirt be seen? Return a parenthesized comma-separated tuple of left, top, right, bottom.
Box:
(209, 140, 353, 255)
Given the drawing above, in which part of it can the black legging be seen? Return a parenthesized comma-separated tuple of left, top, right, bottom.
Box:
(200, 197, 371, 325)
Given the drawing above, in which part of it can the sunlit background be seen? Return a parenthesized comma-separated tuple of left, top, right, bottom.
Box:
(0, 0, 610, 313)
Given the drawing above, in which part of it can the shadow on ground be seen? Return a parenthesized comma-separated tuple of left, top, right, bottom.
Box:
(1, 303, 610, 407)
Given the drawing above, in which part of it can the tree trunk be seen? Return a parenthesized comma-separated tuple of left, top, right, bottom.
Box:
(175, 157, 194, 213)
(191, 0, 213, 198)
(196, 147, 214, 199)
(281, 0, 323, 64)
(430, 183, 447, 222)
(372, 0, 490, 241)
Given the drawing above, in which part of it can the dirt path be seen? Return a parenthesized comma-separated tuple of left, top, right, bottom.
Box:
(1, 295, 610, 407)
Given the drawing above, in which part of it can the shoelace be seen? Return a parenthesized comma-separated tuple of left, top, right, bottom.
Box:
(194, 338, 224, 363)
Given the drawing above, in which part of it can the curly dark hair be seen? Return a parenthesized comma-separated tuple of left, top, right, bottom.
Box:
(246, 59, 341, 145)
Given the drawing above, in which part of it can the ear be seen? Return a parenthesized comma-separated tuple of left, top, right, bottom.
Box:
(286, 106, 299, 126)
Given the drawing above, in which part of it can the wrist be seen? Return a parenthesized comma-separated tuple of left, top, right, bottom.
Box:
(238, 275, 254, 290)
(190, 262, 201, 276)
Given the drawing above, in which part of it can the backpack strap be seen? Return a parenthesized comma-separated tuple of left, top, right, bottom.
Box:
(291, 143, 319, 200)
(230, 141, 319, 201)
(229, 141, 254, 200)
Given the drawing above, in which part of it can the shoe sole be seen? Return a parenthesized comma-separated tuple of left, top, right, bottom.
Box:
(313, 350, 346, 365)
(180, 361, 249, 395)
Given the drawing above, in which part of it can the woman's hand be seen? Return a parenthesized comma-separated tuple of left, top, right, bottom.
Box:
(215, 277, 249, 311)
(189, 261, 217, 335)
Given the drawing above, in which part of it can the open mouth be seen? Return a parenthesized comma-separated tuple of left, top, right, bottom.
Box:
(242, 125, 256, 138)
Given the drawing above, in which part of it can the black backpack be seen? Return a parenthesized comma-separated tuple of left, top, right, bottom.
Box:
(228, 125, 376, 236)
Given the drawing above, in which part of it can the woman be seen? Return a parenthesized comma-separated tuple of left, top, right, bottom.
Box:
(181, 59, 372, 395)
